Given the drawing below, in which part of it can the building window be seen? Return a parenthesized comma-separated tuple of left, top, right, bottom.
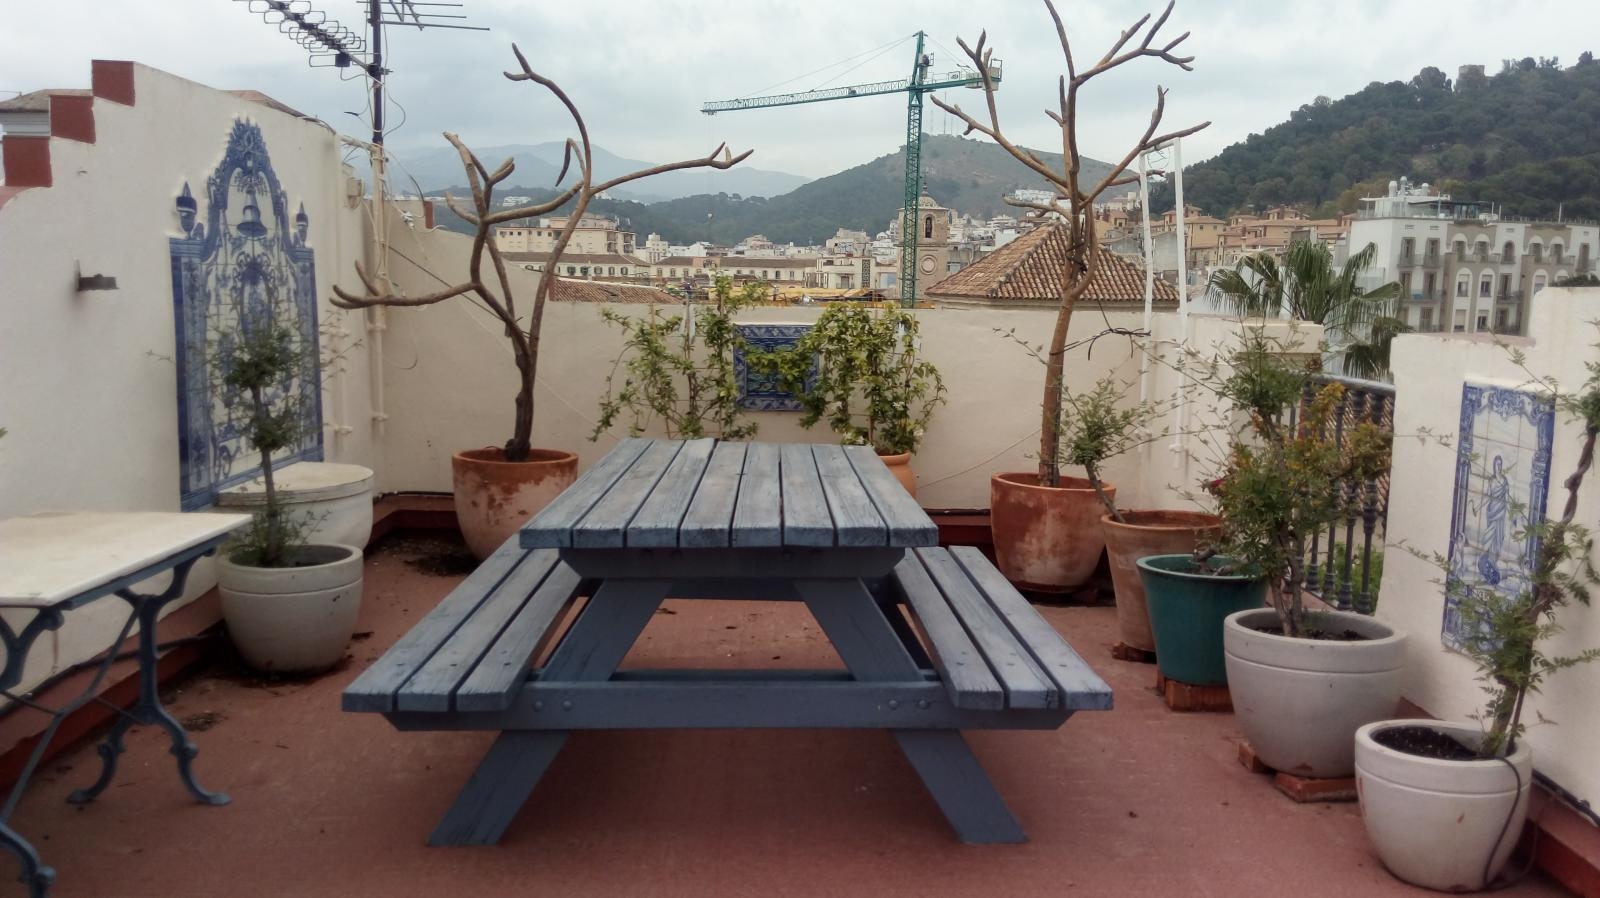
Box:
(621, 267, 628, 275)
(567, 266, 576, 275)
(1531, 244, 1543, 262)
(1503, 241, 1515, 263)
(1500, 273, 1511, 298)
(1400, 272, 1413, 295)
(1477, 313, 1489, 331)
(1420, 307, 1434, 330)
(1534, 275, 1547, 294)
(924, 215, 934, 240)
(580, 266, 590, 276)
(1496, 308, 1509, 332)
(1401, 237, 1415, 260)
(1456, 277, 1469, 298)
(1551, 244, 1564, 263)
(1454, 240, 1467, 258)
(669, 268, 677, 277)
(1423, 272, 1436, 297)
(1479, 276, 1492, 297)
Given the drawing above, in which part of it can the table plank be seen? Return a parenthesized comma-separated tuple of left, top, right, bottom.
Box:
(778, 443, 834, 546)
(731, 442, 782, 547)
(627, 438, 716, 547)
(571, 441, 686, 548)
(680, 441, 748, 548)
(812, 444, 887, 547)
(520, 438, 651, 549)
(0, 512, 249, 607)
(842, 445, 937, 547)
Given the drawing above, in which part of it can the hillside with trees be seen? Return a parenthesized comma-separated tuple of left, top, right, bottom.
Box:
(1155, 52, 1600, 219)
(432, 134, 1114, 245)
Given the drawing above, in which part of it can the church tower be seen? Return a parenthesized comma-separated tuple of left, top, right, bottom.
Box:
(898, 189, 953, 298)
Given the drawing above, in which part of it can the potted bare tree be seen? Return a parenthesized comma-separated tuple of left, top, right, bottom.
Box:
(933, 1, 1208, 591)
(332, 45, 750, 559)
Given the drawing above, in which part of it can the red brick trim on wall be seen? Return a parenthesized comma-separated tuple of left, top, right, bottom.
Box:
(1, 136, 51, 188)
(90, 60, 136, 107)
(49, 93, 96, 144)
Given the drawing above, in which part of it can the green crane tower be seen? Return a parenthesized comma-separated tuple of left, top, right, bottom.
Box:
(703, 32, 1001, 306)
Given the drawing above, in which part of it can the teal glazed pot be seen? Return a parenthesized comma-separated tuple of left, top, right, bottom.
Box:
(1135, 554, 1265, 686)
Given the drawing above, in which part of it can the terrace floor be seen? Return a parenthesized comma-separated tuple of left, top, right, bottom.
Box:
(7, 533, 1572, 898)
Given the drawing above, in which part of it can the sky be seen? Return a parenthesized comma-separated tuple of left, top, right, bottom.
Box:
(4, 0, 1600, 184)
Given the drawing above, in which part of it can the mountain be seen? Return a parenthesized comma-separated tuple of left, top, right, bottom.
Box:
(430, 134, 1118, 245)
(382, 141, 811, 203)
(1155, 53, 1600, 219)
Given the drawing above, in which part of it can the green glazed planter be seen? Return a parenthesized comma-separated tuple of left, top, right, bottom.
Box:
(1135, 554, 1266, 686)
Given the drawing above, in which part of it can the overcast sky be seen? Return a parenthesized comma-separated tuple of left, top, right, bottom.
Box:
(4, 0, 1599, 183)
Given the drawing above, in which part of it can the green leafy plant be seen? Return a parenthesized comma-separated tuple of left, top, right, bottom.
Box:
(1058, 375, 1178, 523)
(215, 321, 318, 568)
(1201, 330, 1392, 637)
(591, 275, 760, 441)
(752, 304, 945, 456)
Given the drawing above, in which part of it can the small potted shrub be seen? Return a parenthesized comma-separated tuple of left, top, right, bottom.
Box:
(1356, 356, 1600, 892)
(213, 322, 363, 674)
(1141, 330, 1407, 763)
(1060, 375, 1222, 655)
(753, 303, 944, 495)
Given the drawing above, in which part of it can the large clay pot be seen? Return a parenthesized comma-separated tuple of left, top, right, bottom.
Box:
(877, 451, 918, 497)
(990, 472, 1113, 592)
(217, 544, 363, 674)
(1225, 607, 1406, 778)
(452, 448, 579, 560)
(1099, 510, 1221, 653)
(1136, 554, 1264, 686)
(1356, 720, 1531, 892)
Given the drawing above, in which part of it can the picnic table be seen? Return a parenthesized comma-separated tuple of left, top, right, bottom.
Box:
(346, 439, 1111, 845)
(0, 511, 247, 898)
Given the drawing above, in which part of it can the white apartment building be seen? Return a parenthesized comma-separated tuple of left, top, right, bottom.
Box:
(495, 213, 636, 257)
(639, 232, 669, 263)
(1350, 179, 1598, 335)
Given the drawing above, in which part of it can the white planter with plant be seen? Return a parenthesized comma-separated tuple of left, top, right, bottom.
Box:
(1356, 353, 1600, 891)
(213, 323, 363, 674)
(749, 303, 944, 496)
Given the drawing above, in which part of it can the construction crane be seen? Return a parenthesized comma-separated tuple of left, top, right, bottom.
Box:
(703, 32, 1001, 305)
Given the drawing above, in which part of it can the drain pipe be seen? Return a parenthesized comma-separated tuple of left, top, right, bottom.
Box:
(339, 134, 390, 430)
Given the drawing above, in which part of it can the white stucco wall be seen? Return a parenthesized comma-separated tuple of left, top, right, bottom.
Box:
(0, 64, 374, 692)
(1381, 287, 1600, 808)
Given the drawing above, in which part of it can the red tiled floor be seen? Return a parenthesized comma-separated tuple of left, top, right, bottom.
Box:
(7, 536, 1572, 898)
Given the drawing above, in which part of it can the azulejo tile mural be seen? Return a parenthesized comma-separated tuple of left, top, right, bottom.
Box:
(733, 323, 815, 412)
(1443, 381, 1555, 647)
(170, 119, 322, 511)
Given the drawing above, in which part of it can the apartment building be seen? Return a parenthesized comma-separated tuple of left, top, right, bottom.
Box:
(1349, 179, 1599, 335)
(495, 213, 636, 257)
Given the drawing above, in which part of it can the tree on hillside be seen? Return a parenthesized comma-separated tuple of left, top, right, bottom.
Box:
(1208, 241, 1405, 380)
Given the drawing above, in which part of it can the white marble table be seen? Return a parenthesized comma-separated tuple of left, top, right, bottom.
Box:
(0, 511, 247, 897)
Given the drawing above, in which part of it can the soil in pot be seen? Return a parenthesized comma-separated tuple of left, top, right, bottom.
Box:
(991, 472, 1113, 593)
(1371, 726, 1478, 761)
(453, 447, 579, 560)
(1100, 510, 1221, 654)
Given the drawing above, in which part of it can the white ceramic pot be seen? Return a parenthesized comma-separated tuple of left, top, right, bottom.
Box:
(216, 462, 375, 549)
(1224, 607, 1406, 778)
(217, 543, 364, 674)
(1355, 720, 1532, 892)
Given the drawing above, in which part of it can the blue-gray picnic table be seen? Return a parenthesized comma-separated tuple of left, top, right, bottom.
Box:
(346, 439, 1111, 846)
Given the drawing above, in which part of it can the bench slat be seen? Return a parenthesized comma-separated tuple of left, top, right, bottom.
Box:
(679, 441, 748, 548)
(731, 442, 781, 547)
(342, 537, 530, 712)
(628, 438, 716, 547)
(891, 555, 1005, 710)
(915, 548, 1055, 709)
(843, 445, 937, 546)
(949, 546, 1113, 711)
(395, 550, 563, 712)
(778, 443, 834, 546)
(572, 441, 685, 548)
(520, 438, 652, 549)
(454, 560, 586, 712)
(812, 444, 887, 547)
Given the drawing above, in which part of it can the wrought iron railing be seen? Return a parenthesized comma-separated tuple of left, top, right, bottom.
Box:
(1285, 373, 1395, 614)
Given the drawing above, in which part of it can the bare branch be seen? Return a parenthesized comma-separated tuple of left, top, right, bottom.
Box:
(330, 260, 476, 309)
(591, 143, 755, 196)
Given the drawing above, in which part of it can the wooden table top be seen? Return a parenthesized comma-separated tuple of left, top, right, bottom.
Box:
(0, 511, 248, 607)
(521, 439, 938, 550)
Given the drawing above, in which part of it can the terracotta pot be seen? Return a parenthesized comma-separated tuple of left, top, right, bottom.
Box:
(876, 450, 917, 497)
(1099, 510, 1221, 653)
(989, 472, 1113, 592)
(452, 447, 579, 560)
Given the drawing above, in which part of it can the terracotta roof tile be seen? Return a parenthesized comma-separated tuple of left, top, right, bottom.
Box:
(550, 279, 679, 304)
(0, 89, 89, 113)
(924, 222, 1177, 304)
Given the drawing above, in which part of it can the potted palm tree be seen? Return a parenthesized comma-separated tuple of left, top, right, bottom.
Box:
(1208, 240, 1406, 380)
(332, 44, 751, 559)
(932, 1, 1208, 591)
(752, 303, 944, 495)
(1356, 355, 1600, 892)
(213, 321, 363, 674)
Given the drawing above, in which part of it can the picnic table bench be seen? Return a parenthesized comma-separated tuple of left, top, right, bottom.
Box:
(345, 439, 1111, 845)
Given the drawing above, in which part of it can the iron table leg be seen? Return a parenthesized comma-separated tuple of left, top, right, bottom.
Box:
(0, 818, 54, 898)
(68, 555, 229, 806)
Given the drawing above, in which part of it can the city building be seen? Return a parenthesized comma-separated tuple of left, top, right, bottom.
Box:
(925, 222, 1178, 310)
(1349, 178, 1599, 335)
(494, 213, 636, 257)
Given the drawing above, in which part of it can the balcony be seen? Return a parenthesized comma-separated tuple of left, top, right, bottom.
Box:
(1397, 252, 1415, 269)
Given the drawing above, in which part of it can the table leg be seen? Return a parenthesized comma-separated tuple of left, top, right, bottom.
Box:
(429, 579, 670, 847)
(0, 818, 54, 898)
(68, 555, 228, 807)
(796, 579, 1026, 844)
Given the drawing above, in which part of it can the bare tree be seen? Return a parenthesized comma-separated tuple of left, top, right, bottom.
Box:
(332, 44, 752, 462)
(931, 1, 1207, 486)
